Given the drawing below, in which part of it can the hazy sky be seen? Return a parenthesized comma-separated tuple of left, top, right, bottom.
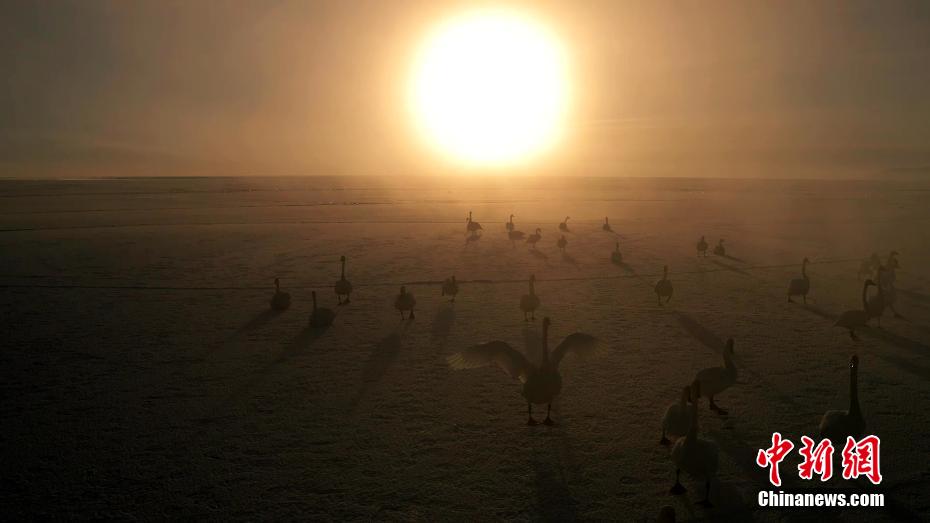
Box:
(2, 0, 929, 178)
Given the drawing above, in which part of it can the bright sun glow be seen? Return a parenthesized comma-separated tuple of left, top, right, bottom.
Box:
(410, 11, 569, 167)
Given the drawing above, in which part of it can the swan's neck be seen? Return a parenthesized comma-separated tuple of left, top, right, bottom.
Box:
(802, 260, 808, 278)
(341, 260, 346, 279)
(529, 281, 536, 296)
(849, 367, 861, 417)
(861, 282, 869, 309)
(688, 391, 699, 440)
(724, 351, 736, 372)
(541, 325, 549, 366)
(312, 292, 317, 311)
(680, 388, 688, 407)
(663, 268, 668, 279)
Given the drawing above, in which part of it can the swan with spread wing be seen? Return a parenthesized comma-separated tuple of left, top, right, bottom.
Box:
(447, 317, 601, 425)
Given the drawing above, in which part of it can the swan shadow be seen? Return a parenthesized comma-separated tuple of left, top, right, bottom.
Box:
(349, 331, 403, 412)
(219, 326, 326, 408)
(529, 249, 548, 260)
(531, 458, 578, 522)
(431, 305, 455, 343)
(721, 254, 746, 263)
(711, 260, 751, 276)
(561, 253, 578, 267)
(800, 304, 837, 322)
(614, 261, 635, 275)
(236, 308, 284, 335)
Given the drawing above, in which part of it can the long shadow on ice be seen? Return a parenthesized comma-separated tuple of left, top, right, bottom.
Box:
(431, 305, 455, 344)
(349, 330, 404, 412)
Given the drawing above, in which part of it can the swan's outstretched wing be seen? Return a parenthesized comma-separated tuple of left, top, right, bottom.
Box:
(551, 333, 602, 368)
(447, 341, 533, 382)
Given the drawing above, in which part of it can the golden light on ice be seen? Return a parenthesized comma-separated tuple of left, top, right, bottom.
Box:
(410, 11, 569, 167)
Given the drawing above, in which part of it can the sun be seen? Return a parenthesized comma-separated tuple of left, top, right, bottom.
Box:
(410, 10, 569, 167)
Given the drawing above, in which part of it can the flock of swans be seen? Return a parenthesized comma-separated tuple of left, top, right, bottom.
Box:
(263, 211, 901, 511)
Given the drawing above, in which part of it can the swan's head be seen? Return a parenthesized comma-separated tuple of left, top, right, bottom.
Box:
(864, 279, 876, 287)
(536, 228, 542, 234)
(850, 354, 859, 369)
(452, 275, 456, 283)
(340, 255, 346, 263)
(542, 317, 551, 329)
(510, 214, 514, 219)
(274, 277, 280, 286)
(530, 274, 536, 283)
(803, 257, 810, 263)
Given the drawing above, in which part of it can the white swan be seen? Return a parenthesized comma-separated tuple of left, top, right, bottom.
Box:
(557, 235, 568, 253)
(602, 217, 612, 232)
(819, 354, 866, 447)
(696, 236, 708, 256)
(787, 257, 810, 303)
(442, 275, 459, 303)
(611, 241, 622, 265)
(695, 339, 737, 415)
(447, 317, 600, 425)
(526, 228, 542, 249)
(270, 278, 291, 311)
(835, 279, 874, 340)
(506, 214, 515, 232)
(670, 380, 719, 507)
(309, 290, 335, 328)
(558, 216, 570, 232)
(661, 385, 693, 445)
(520, 274, 541, 321)
(466, 211, 482, 235)
(395, 285, 416, 320)
(713, 239, 725, 256)
(334, 255, 352, 305)
(866, 267, 887, 326)
(655, 265, 673, 305)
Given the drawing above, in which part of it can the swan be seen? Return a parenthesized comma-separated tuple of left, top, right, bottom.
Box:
(395, 285, 416, 320)
(466, 211, 482, 235)
(334, 255, 352, 305)
(696, 236, 708, 256)
(270, 278, 291, 311)
(508, 229, 526, 245)
(670, 380, 719, 507)
(695, 339, 737, 415)
(611, 241, 622, 265)
(787, 257, 811, 303)
(558, 216, 570, 232)
(520, 274, 541, 321)
(879, 253, 901, 318)
(655, 265, 673, 305)
(713, 239, 725, 256)
(660, 385, 693, 445)
(557, 235, 568, 253)
(309, 290, 335, 328)
(447, 317, 600, 425)
(834, 279, 874, 340)
(819, 354, 866, 447)
(866, 267, 886, 327)
(442, 275, 459, 303)
(602, 217, 612, 232)
(506, 214, 515, 232)
(526, 228, 542, 249)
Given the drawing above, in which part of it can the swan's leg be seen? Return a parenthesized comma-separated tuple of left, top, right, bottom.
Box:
(669, 469, 686, 495)
(660, 428, 670, 446)
(696, 481, 713, 507)
(345, 293, 350, 304)
(531, 311, 536, 321)
(666, 294, 672, 304)
(543, 404, 555, 426)
(527, 403, 537, 426)
(410, 309, 415, 320)
(850, 328, 858, 341)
